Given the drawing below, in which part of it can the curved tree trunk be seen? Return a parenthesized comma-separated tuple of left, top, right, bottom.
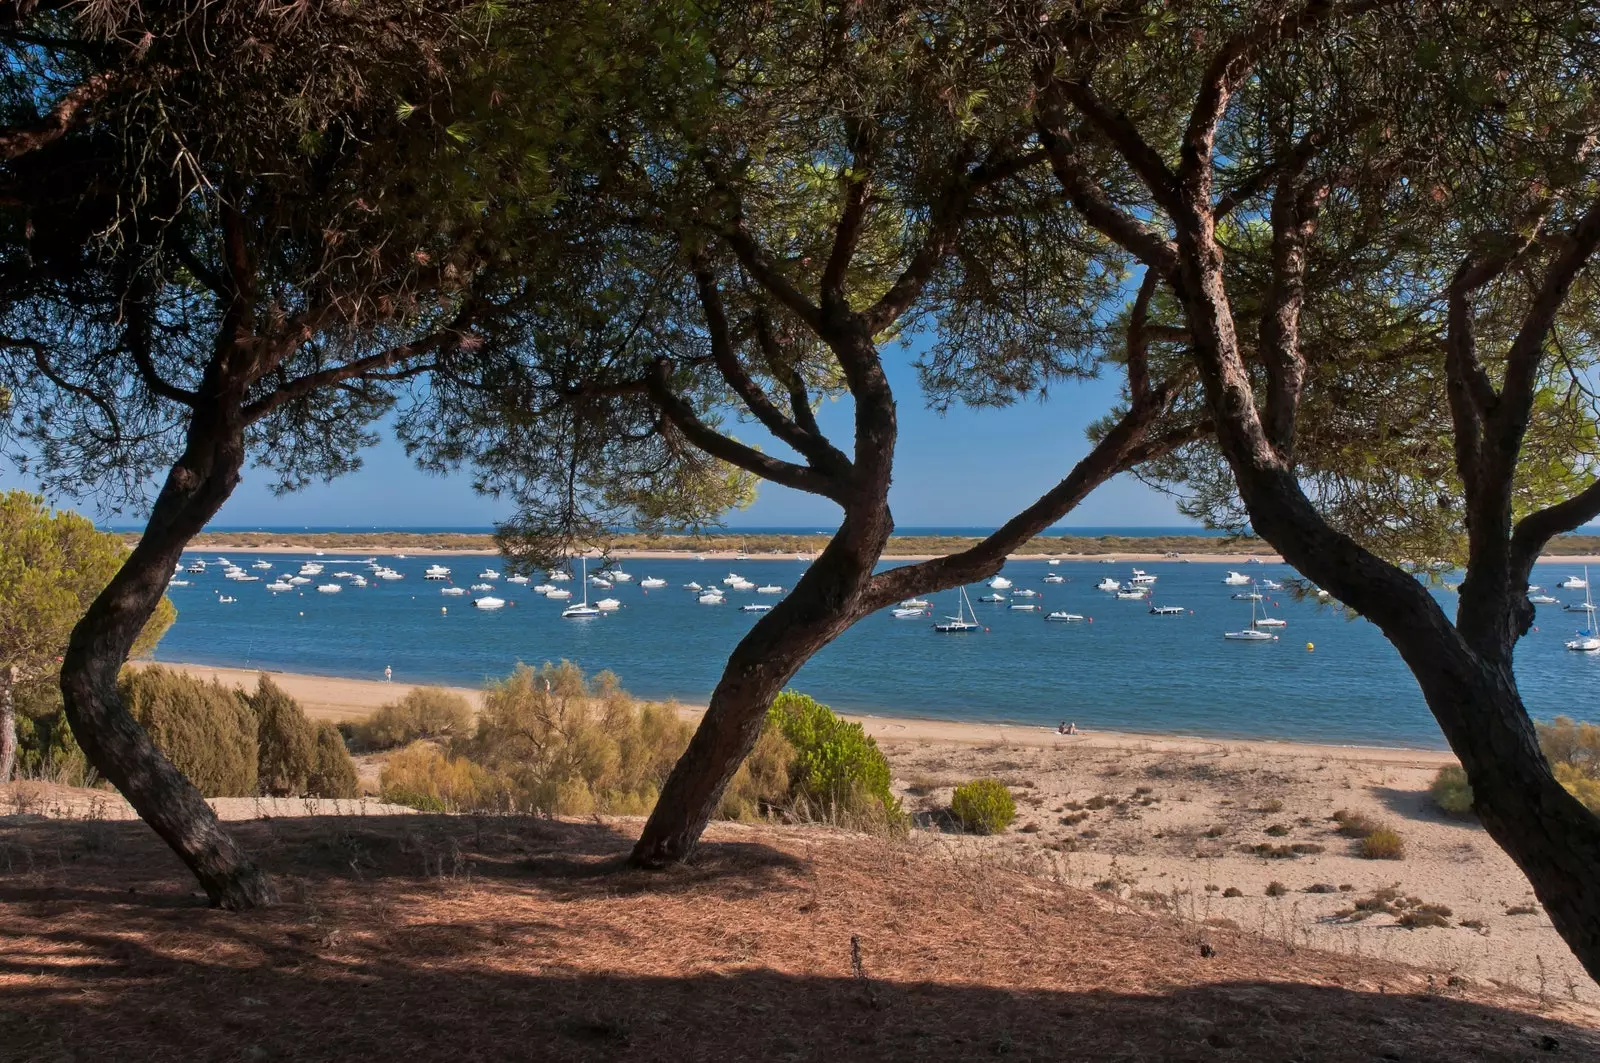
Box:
(59, 408, 277, 909)
(630, 511, 891, 866)
(0, 667, 16, 784)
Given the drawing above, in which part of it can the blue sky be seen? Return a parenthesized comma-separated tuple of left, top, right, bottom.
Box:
(8, 347, 1192, 530)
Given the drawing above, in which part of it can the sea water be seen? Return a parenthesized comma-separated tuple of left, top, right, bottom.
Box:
(154, 553, 1600, 748)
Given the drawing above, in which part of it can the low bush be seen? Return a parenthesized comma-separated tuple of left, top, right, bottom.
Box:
(766, 691, 904, 831)
(1429, 765, 1474, 817)
(13, 682, 92, 786)
(1537, 717, 1600, 812)
(379, 742, 496, 812)
(1222, 886, 1243, 898)
(348, 686, 473, 752)
(306, 722, 360, 799)
(1265, 881, 1288, 897)
(1359, 828, 1406, 860)
(245, 675, 316, 796)
(121, 666, 257, 797)
(718, 725, 796, 821)
(950, 778, 1017, 834)
(1331, 809, 1380, 838)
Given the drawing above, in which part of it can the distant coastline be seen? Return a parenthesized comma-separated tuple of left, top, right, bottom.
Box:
(137, 527, 1600, 563)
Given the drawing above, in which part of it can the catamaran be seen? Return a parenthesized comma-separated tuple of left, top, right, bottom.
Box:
(1224, 596, 1278, 641)
(1566, 567, 1600, 651)
(934, 587, 981, 632)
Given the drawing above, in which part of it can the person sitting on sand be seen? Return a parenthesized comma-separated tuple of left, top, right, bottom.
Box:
(1057, 721, 1069, 734)
(1065, 722, 1079, 736)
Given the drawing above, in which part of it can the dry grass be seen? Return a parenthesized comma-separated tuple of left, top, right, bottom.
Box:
(2, 808, 1598, 1062)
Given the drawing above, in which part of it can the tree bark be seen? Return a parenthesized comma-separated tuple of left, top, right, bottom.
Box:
(0, 666, 17, 784)
(630, 511, 891, 866)
(59, 406, 277, 909)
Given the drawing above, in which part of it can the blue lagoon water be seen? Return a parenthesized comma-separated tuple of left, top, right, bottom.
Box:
(155, 552, 1600, 749)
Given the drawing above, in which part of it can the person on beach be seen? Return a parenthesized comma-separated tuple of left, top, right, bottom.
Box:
(1057, 721, 1079, 736)
(384, 665, 392, 683)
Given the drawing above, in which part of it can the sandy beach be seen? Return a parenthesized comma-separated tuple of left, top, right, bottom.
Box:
(145, 662, 1596, 1003)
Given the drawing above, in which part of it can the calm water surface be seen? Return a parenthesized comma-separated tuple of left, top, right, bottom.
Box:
(154, 552, 1600, 748)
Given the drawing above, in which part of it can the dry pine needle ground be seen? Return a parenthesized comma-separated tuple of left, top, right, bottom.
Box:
(2, 808, 1597, 1062)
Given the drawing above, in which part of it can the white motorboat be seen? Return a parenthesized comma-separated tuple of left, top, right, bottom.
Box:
(1559, 575, 1589, 589)
(1096, 577, 1121, 591)
(892, 606, 927, 619)
(548, 569, 572, 582)
(441, 586, 467, 596)
(474, 596, 506, 610)
(1010, 603, 1041, 611)
(1246, 557, 1263, 564)
(1013, 588, 1040, 598)
(610, 570, 633, 582)
(1222, 570, 1252, 585)
(743, 603, 773, 613)
(299, 563, 324, 576)
(266, 581, 293, 592)
(186, 562, 206, 574)
(479, 569, 500, 580)
(1129, 569, 1157, 584)
(507, 575, 531, 585)
(1225, 597, 1279, 641)
(900, 598, 931, 608)
(1231, 589, 1263, 600)
(332, 571, 353, 579)
(471, 582, 495, 592)
(589, 578, 613, 590)
(1047, 559, 1060, 566)
(1149, 604, 1184, 615)
(375, 568, 403, 580)
(1045, 611, 1085, 622)
(988, 575, 1013, 590)
(698, 592, 725, 605)
(595, 598, 621, 611)
(683, 581, 703, 592)
(935, 587, 982, 632)
(349, 575, 367, 588)
(1044, 574, 1066, 584)
(1260, 579, 1284, 590)
(1115, 588, 1149, 599)
(757, 584, 783, 594)
(252, 560, 273, 570)
(533, 583, 556, 594)
(728, 579, 756, 591)
(546, 588, 572, 600)
(217, 595, 236, 604)
(424, 568, 450, 581)
(978, 592, 1008, 603)
(317, 583, 341, 594)
(640, 577, 667, 588)
(1568, 568, 1600, 650)
(723, 572, 744, 585)
(1529, 594, 1558, 605)
(170, 579, 191, 587)
(1255, 616, 1287, 627)
(231, 574, 261, 582)
(288, 575, 311, 585)
(562, 559, 603, 618)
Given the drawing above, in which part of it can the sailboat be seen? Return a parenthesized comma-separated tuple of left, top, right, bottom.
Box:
(934, 587, 981, 632)
(1566, 566, 1600, 651)
(561, 557, 602, 619)
(1224, 596, 1278, 641)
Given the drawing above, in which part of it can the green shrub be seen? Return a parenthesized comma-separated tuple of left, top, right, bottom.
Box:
(950, 778, 1016, 834)
(379, 742, 496, 811)
(459, 662, 692, 816)
(1331, 808, 1381, 838)
(1538, 717, 1600, 812)
(1429, 765, 1474, 816)
(121, 666, 257, 797)
(767, 691, 904, 830)
(244, 675, 315, 796)
(306, 722, 360, 799)
(1554, 763, 1600, 813)
(348, 686, 473, 752)
(1359, 828, 1406, 860)
(13, 682, 93, 786)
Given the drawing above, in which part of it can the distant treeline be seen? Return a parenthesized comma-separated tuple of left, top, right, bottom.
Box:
(141, 529, 1600, 558)
(152, 530, 1276, 555)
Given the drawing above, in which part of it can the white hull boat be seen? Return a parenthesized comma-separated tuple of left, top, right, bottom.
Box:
(471, 583, 494, 592)
(563, 558, 603, 618)
(1115, 589, 1149, 599)
(1010, 603, 1040, 611)
(479, 570, 500, 580)
(899, 598, 930, 609)
(169, 579, 191, 587)
(698, 592, 725, 605)
(1231, 591, 1263, 601)
(640, 578, 667, 588)
(1559, 576, 1589, 589)
(683, 582, 703, 591)
(506, 575, 530, 585)
(595, 598, 621, 611)
(546, 588, 572, 600)
(934, 587, 981, 632)
(1096, 578, 1121, 591)
(1149, 605, 1184, 615)
(316, 583, 341, 594)
(743, 603, 772, 613)
(1222, 570, 1252, 585)
(217, 595, 236, 604)
(474, 596, 506, 610)
(1045, 612, 1085, 622)
(1013, 588, 1040, 598)
(1225, 596, 1279, 640)
(1529, 594, 1558, 605)
(978, 593, 1008, 603)
(757, 585, 783, 594)
(1044, 574, 1065, 584)
(988, 576, 1013, 590)
(288, 576, 311, 585)
(1566, 567, 1600, 651)
(441, 586, 467, 596)
(267, 581, 292, 592)
(892, 607, 927, 619)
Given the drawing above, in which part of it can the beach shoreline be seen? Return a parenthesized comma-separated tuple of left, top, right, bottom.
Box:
(157, 661, 1456, 761)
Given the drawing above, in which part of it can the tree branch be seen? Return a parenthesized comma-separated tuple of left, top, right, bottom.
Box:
(721, 223, 826, 335)
(1055, 79, 1182, 216)
(0, 70, 120, 161)
(692, 261, 850, 477)
(1512, 478, 1600, 574)
(820, 122, 876, 312)
(643, 357, 849, 503)
(1258, 173, 1326, 457)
